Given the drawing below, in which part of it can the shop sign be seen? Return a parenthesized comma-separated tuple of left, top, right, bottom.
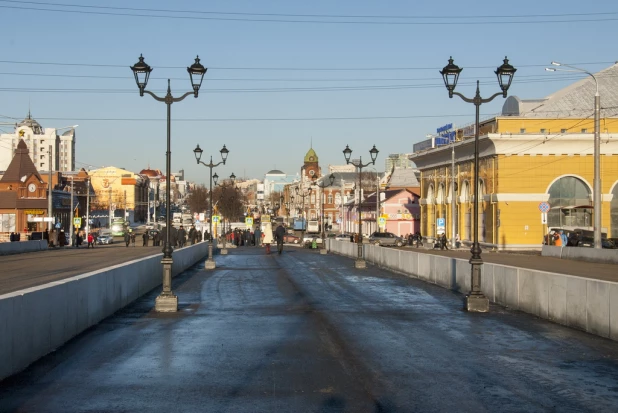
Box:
(24, 209, 46, 215)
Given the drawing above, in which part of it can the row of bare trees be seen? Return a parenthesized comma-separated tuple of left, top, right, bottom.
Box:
(185, 182, 245, 222)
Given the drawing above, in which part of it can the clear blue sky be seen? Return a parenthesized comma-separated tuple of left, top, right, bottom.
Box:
(0, 0, 615, 184)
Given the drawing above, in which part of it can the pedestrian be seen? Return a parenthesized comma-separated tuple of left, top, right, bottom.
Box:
(254, 226, 262, 247)
(559, 230, 568, 247)
(142, 231, 149, 246)
(440, 233, 449, 250)
(414, 231, 423, 248)
(130, 232, 136, 247)
(189, 225, 197, 245)
(58, 229, 66, 247)
(87, 232, 94, 248)
(124, 231, 130, 247)
(178, 225, 186, 248)
(274, 223, 285, 254)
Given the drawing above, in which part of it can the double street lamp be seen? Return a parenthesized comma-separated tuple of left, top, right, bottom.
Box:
(312, 173, 336, 254)
(343, 144, 379, 269)
(193, 144, 230, 269)
(546, 62, 602, 249)
(440, 56, 516, 312)
(130, 54, 207, 313)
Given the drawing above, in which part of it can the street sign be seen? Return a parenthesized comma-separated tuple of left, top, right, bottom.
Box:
(378, 217, 386, 227)
(541, 212, 547, 224)
(436, 217, 446, 235)
(245, 217, 253, 226)
(73, 217, 82, 227)
(55, 222, 62, 229)
(539, 202, 550, 213)
(212, 215, 220, 223)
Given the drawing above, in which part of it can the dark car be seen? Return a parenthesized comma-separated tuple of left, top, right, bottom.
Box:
(283, 234, 300, 244)
(368, 231, 405, 247)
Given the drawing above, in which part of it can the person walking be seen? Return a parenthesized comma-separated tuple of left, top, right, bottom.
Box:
(189, 225, 197, 245)
(87, 232, 94, 248)
(178, 225, 187, 248)
(142, 231, 149, 247)
(440, 233, 449, 250)
(58, 229, 66, 248)
(124, 231, 130, 247)
(275, 223, 286, 255)
(254, 226, 262, 247)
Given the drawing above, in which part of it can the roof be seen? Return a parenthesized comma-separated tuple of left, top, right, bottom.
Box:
(386, 168, 420, 188)
(16, 111, 44, 134)
(304, 148, 318, 163)
(266, 169, 285, 175)
(501, 63, 618, 118)
(0, 139, 43, 183)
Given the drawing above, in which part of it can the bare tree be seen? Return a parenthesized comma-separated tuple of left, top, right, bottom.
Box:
(185, 184, 210, 214)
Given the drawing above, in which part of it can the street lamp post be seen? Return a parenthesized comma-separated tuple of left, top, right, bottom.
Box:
(546, 62, 602, 249)
(217, 173, 236, 255)
(194, 144, 230, 269)
(294, 186, 312, 243)
(343, 144, 379, 269)
(130, 54, 207, 312)
(312, 173, 335, 254)
(440, 56, 516, 312)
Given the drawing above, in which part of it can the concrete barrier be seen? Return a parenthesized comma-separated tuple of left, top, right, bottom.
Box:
(0, 240, 48, 256)
(0, 242, 209, 381)
(542, 245, 618, 264)
(328, 239, 618, 342)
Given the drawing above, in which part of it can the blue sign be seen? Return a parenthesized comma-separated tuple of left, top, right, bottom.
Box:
(55, 222, 62, 229)
(436, 123, 453, 134)
(436, 218, 446, 234)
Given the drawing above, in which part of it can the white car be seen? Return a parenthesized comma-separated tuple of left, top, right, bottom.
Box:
(335, 234, 349, 241)
(303, 233, 323, 244)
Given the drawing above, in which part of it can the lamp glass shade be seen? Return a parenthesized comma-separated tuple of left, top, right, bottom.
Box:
(230, 172, 236, 183)
(439, 56, 462, 94)
(220, 144, 229, 163)
(369, 145, 379, 163)
(328, 173, 335, 185)
(213, 172, 219, 186)
(193, 144, 203, 163)
(130, 54, 152, 91)
(496, 56, 516, 95)
(187, 56, 207, 96)
(343, 145, 352, 163)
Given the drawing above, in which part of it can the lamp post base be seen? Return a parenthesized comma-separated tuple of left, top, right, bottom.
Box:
(205, 259, 216, 270)
(354, 258, 366, 269)
(464, 294, 489, 313)
(220, 248, 228, 255)
(319, 248, 327, 255)
(155, 293, 178, 312)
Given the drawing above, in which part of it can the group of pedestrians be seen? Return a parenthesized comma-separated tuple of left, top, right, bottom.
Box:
(227, 227, 263, 247)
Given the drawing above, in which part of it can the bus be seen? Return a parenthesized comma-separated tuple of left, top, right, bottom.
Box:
(111, 217, 128, 236)
(307, 220, 320, 233)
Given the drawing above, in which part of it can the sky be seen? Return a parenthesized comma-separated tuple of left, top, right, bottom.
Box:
(0, 0, 616, 184)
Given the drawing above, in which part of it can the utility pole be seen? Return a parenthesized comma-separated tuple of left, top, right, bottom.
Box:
(451, 144, 457, 248)
(86, 177, 90, 234)
(48, 145, 53, 231)
(69, 176, 74, 247)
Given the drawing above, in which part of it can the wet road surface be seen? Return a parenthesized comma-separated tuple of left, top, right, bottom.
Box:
(0, 240, 166, 295)
(1, 246, 618, 412)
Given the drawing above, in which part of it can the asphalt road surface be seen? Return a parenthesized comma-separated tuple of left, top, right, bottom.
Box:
(1, 246, 618, 412)
(0, 239, 164, 295)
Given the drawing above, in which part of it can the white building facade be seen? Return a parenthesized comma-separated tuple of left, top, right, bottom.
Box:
(0, 113, 76, 172)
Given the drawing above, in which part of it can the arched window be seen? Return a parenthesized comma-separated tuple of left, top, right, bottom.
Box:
(461, 181, 470, 203)
(436, 184, 445, 205)
(426, 184, 435, 204)
(547, 176, 592, 228)
(327, 193, 333, 204)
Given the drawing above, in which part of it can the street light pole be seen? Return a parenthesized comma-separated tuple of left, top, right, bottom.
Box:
(131, 54, 207, 312)
(343, 145, 379, 269)
(312, 173, 335, 254)
(440, 56, 516, 312)
(193, 144, 230, 269)
(546, 62, 602, 249)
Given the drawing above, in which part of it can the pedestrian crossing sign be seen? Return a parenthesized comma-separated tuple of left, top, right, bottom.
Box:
(73, 217, 82, 227)
(245, 217, 253, 226)
(212, 215, 220, 223)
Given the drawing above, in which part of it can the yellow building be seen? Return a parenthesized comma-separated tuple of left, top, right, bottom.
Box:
(411, 63, 618, 250)
(88, 166, 150, 224)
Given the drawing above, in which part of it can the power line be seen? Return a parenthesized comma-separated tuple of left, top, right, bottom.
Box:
(0, 59, 614, 71)
(1, 2, 617, 25)
(2, 0, 616, 20)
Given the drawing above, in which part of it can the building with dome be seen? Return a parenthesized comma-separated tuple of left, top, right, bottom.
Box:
(262, 169, 298, 207)
(0, 112, 76, 173)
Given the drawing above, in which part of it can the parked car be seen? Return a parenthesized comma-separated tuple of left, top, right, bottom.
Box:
(97, 234, 114, 245)
(577, 236, 616, 249)
(368, 231, 405, 247)
(283, 234, 300, 244)
(302, 232, 323, 245)
(335, 234, 349, 241)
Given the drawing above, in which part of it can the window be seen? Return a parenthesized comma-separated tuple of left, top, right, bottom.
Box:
(581, 128, 588, 133)
(520, 128, 526, 133)
(540, 128, 547, 134)
(327, 194, 333, 204)
(561, 129, 567, 133)
(547, 176, 592, 228)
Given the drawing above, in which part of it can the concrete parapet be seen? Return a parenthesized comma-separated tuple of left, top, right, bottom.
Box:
(0, 242, 209, 381)
(0, 240, 48, 256)
(542, 245, 618, 265)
